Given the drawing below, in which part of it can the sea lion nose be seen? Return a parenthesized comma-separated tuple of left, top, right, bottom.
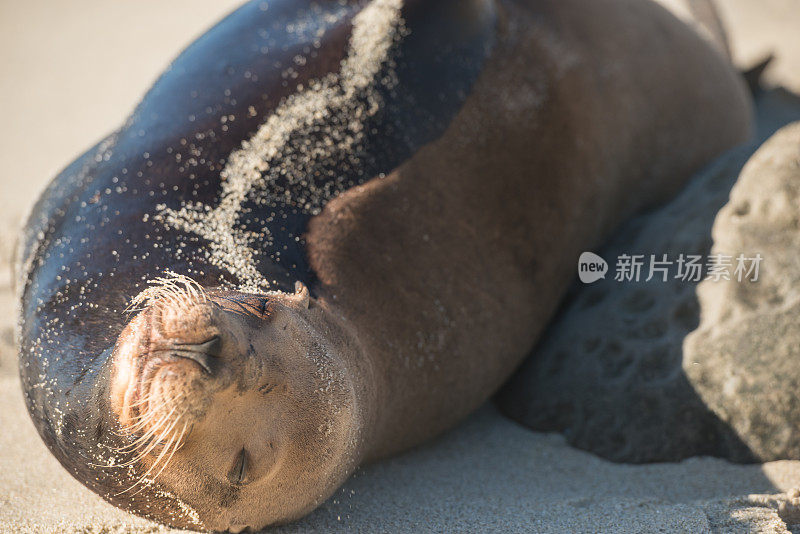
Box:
(170, 336, 222, 374)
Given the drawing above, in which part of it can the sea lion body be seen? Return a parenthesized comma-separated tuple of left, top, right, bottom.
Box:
(16, 0, 750, 530)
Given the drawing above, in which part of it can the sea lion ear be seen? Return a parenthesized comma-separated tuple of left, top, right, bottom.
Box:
(292, 281, 311, 309)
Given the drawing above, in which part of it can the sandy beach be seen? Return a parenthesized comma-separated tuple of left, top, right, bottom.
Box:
(3, 1, 800, 532)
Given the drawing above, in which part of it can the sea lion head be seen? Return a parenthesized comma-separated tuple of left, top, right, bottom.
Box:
(107, 276, 366, 531)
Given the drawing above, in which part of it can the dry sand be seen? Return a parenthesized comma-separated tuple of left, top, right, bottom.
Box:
(717, 0, 800, 93)
(2, 1, 800, 532)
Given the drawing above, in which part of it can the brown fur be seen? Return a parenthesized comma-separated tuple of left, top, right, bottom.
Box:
(307, 0, 751, 458)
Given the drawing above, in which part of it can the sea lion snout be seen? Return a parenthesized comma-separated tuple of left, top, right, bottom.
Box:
(109, 293, 236, 441)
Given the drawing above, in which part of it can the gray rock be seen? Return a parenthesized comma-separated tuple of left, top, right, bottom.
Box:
(686, 121, 800, 461)
(498, 93, 800, 463)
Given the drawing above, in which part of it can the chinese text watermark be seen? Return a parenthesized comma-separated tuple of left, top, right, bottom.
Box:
(578, 252, 762, 284)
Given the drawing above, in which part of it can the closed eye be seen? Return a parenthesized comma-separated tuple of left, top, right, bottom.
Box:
(258, 383, 276, 395)
(227, 448, 249, 486)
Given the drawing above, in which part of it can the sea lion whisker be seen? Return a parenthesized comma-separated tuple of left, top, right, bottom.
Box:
(126, 395, 157, 410)
(118, 397, 188, 449)
(119, 473, 155, 498)
(116, 436, 163, 469)
(124, 389, 168, 411)
(92, 410, 184, 468)
(115, 466, 158, 496)
(120, 415, 163, 438)
(128, 271, 208, 315)
(116, 412, 189, 497)
(137, 417, 184, 479)
(127, 390, 186, 420)
(133, 395, 188, 441)
(117, 389, 187, 458)
(121, 412, 183, 468)
(113, 423, 166, 454)
(115, 430, 167, 465)
(114, 404, 181, 459)
(114, 411, 162, 441)
(124, 386, 186, 420)
(150, 421, 189, 483)
(121, 404, 174, 436)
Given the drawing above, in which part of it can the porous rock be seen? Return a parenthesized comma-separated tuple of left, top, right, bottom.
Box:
(498, 116, 800, 463)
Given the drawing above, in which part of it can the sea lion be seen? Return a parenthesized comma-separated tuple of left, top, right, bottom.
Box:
(16, 0, 751, 530)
